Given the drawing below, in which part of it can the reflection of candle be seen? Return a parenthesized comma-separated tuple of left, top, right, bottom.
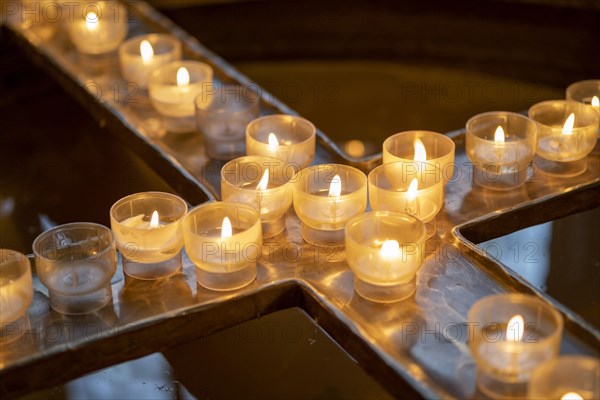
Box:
(68, 4, 128, 55)
(466, 112, 536, 190)
(221, 156, 293, 238)
(182, 202, 262, 291)
(345, 211, 426, 302)
(119, 34, 181, 90)
(293, 164, 367, 246)
(246, 115, 316, 171)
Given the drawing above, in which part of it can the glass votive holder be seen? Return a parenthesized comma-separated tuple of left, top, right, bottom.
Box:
(0, 249, 33, 334)
(293, 164, 367, 247)
(468, 293, 563, 399)
(182, 202, 262, 291)
(67, 1, 128, 55)
(345, 211, 426, 303)
(148, 61, 214, 133)
(5, 0, 60, 42)
(466, 112, 537, 190)
(110, 192, 188, 280)
(368, 161, 443, 239)
(383, 130, 456, 184)
(566, 80, 600, 112)
(529, 100, 599, 177)
(119, 34, 182, 91)
(246, 114, 316, 172)
(221, 156, 294, 238)
(32, 223, 117, 315)
(196, 85, 260, 160)
(529, 356, 600, 400)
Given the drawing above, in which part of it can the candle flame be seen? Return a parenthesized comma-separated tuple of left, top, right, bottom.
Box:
(592, 96, 600, 107)
(85, 12, 99, 31)
(176, 67, 190, 88)
(149, 210, 160, 229)
(268, 133, 279, 148)
(140, 40, 154, 64)
(328, 174, 342, 198)
(380, 239, 401, 261)
(507, 314, 524, 342)
(414, 138, 427, 162)
(407, 178, 418, 202)
(561, 392, 584, 400)
(221, 217, 232, 240)
(562, 113, 575, 135)
(256, 169, 269, 190)
(494, 126, 505, 143)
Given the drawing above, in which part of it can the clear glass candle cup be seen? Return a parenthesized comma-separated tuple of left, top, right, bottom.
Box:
(529, 100, 599, 177)
(0, 249, 33, 328)
(110, 192, 188, 280)
(196, 85, 260, 160)
(345, 212, 426, 303)
(5, 0, 60, 42)
(529, 356, 600, 400)
(32, 223, 117, 315)
(466, 112, 537, 190)
(468, 294, 563, 399)
(246, 114, 316, 172)
(566, 80, 600, 111)
(383, 130, 456, 184)
(148, 61, 214, 133)
(368, 161, 443, 239)
(182, 202, 262, 291)
(68, 1, 128, 55)
(119, 34, 182, 90)
(293, 164, 367, 247)
(221, 156, 294, 238)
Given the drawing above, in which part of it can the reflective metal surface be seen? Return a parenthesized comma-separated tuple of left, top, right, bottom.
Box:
(1, 2, 599, 399)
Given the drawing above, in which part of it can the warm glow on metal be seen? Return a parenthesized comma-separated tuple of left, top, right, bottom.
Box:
(414, 138, 427, 162)
(328, 175, 342, 198)
(149, 210, 160, 228)
(592, 96, 600, 108)
(256, 169, 269, 190)
(562, 113, 575, 135)
(176, 67, 190, 88)
(268, 133, 279, 148)
(407, 178, 418, 202)
(345, 140, 365, 158)
(507, 314, 524, 342)
(380, 240, 401, 261)
(140, 40, 154, 64)
(221, 217, 232, 239)
(85, 12, 99, 31)
(494, 126, 505, 143)
(561, 392, 583, 400)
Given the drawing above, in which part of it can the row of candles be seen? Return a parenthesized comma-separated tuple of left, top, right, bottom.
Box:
(4, 2, 600, 397)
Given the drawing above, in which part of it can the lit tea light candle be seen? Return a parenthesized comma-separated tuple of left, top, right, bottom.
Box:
(466, 111, 537, 190)
(182, 202, 262, 291)
(33, 223, 117, 314)
(345, 211, 426, 302)
(529, 100, 598, 177)
(0, 249, 33, 329)
(246, 114, 316, 171)
(566, 80, 600, 114)
(68, 2, 128, 55)
(119, 34, 182, 90)
(110, 192, 188, 280)
(368, 161, 443, 238)
(148, 61, 213, 133)
(383, 130, 455, 184)
(221, 156, 293, 238)
(195, 85, 260, 160)
(529, 356, 599, 400)
(468, 294, 563, 399)
(293, 164, 367, 247)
